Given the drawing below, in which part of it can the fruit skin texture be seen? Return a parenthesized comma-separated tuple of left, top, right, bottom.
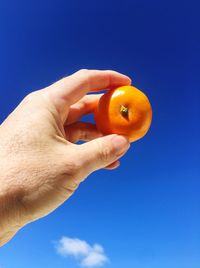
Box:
(94, 85, 152, 142)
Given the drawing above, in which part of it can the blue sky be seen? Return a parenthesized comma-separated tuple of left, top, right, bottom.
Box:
(0, 0, 199, 268)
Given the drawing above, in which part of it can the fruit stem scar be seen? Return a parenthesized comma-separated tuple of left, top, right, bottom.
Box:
(120, 105, 129, 118)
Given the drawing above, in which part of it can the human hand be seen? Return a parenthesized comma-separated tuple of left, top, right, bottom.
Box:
(0, 69, 131, 246)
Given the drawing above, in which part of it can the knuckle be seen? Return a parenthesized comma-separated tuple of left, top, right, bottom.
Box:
(65, 180, 80, 193)
(70, 69, 91, 90)
(77, 69, 90, 88)
(64, 160, 81, 177)
(23, 91, 41, 104)
(22, 93, 33, 104)
(98, 142, 112, 162)
(76, 68, 89, 75)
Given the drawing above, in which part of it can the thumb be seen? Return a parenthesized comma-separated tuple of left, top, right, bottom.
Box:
(77, 134, 130, 176)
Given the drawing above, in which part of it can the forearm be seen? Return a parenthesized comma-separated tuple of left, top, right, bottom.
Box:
(0, 195, 16, 247)
(0, 159, 24, 247)
(0, 223, 18, 247)
(0, 186, 23, 246)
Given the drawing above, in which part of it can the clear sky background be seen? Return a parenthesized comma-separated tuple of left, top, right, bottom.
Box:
(0, 1, 199, 268)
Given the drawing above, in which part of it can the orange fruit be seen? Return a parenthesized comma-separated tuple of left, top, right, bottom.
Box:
(94, 85, 152, 142)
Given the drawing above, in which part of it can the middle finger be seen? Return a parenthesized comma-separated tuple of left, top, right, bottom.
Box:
(65, 93, 103, 126)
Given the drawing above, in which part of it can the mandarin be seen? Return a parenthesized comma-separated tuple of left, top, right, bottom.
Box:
(94, 85, 152, 142)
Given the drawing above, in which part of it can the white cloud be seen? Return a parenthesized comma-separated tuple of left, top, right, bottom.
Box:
(57, 237, 90, 257)
(56, 236, 109, 267)
(80, 249, 108, 267)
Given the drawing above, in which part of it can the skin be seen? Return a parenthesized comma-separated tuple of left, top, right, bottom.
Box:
(0, 69, 131, 247)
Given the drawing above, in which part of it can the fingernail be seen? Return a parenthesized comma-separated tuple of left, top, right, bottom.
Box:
(111, 135, 130, 156)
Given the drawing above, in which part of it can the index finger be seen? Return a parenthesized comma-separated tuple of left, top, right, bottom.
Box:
(46, 69, 132, 115)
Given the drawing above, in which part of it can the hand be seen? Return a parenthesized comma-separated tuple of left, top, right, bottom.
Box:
(0, 69, 131, 246)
